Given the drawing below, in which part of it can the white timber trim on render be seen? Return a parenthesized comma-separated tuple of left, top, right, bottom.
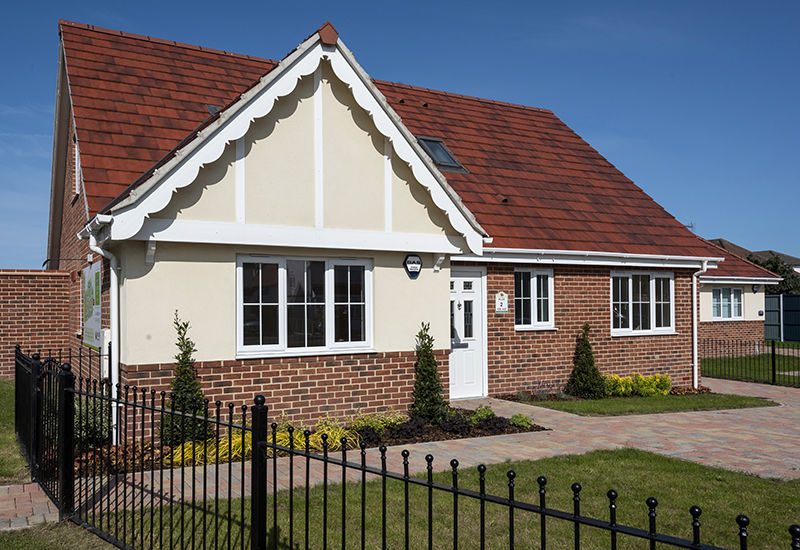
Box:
(457, 248, 725, 270)
(131, 218, 465, 254)
(103, 30, 485, 255)
(384, 136, 392, 233)
(314, 65, 324, 230)
(235, 137, 245, 224)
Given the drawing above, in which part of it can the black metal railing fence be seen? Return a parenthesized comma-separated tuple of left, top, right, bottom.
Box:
(700, 339, 800, 387)
(14, 347, 800, 550)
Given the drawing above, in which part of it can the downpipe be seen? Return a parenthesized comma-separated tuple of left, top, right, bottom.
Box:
(692, 260, 709, 389)
(87, 232, 120, 444)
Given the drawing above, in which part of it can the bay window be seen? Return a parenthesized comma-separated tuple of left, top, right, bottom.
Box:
(611, 272, 674, 335)
(238, 256, 371, 356)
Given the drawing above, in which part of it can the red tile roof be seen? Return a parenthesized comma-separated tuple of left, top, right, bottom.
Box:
(699, 239, 781, 280)
(60, 20, 715, 259)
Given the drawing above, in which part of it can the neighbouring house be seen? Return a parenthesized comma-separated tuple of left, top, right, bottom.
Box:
(708, 239, 800, 276)
(47, 20, 743, 421)
(696, 240, 780, 341)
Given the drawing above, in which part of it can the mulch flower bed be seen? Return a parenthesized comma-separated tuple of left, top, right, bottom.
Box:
(494, 385, 712, 404)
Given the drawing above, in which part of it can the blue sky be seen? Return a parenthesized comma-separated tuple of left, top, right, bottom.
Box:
(1, 0, 798, 269)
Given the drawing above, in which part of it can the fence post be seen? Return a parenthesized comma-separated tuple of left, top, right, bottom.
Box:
(251, 395, 269, 550)
(771, 340, 776, 385)
(57, 363, 75, 520)
(31, 353, 42, 482)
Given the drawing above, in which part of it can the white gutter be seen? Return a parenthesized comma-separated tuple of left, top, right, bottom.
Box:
(459, 248, 724, 269)
(692, 260, 709, 389)
(80, 215, 120, 442)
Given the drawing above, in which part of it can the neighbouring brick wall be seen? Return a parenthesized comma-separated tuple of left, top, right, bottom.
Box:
(0, 270, 72, 378)
(698, 320, 764, 342)
(473, 263, 696, 395)
(121, 349, 450, 429)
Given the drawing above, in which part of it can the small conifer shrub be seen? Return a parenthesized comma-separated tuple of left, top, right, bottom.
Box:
(408, 322, 449, 425)
(564, 324, 606, 400)
(160, 311, 215, 446)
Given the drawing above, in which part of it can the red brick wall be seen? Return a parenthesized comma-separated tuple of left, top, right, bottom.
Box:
(698, 320, 764, 342)
(476, 263, 695, 394)
(0, 270, 72, 378)
(120, 349, 450, 427)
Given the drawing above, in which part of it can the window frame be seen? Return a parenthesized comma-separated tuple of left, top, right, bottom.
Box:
(236, 256, 373, 358)
(610, 271, 675, 336)
(712, 287, 744, 320)
(513, 268, 555, 331)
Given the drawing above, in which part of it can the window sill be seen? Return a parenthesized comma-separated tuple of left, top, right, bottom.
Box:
(712, 318, 745, 322)
(610, 330, 679, 338)
(236, 347, 376, 360)
(515, 326, 558, 332)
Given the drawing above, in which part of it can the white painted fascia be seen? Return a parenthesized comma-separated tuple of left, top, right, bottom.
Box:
(132, 218, 465, 254)
(699, 276, 782, 285)
(457, 247, 725, 269)
(104, 30, 485, 255)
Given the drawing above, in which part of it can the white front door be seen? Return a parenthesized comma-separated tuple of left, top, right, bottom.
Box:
(449, 269, 486, 399)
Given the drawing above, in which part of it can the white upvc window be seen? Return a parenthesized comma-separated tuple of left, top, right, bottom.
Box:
(514, 268, 555, 330)
(236, 256, 372, 357)
(712, 287, 743, 320)
(610, 272, 674, 336)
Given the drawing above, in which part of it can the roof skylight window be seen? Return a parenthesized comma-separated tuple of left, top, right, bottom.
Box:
(417, 136, 468, 173)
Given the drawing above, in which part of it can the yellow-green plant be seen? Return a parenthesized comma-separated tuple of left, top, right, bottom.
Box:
(605, 374, 633, 397)
(605, 373, 671, 397)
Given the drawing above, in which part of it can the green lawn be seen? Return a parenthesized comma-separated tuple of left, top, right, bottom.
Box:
(521, 392, 778, 416)
(0, 380, 30, 485)
(702, 353, 800, 386)
(47, 448, 799, 550)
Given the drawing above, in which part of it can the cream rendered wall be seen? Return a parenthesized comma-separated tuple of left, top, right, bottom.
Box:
(699, 284, 765, 322)
(117, 241, 236, 366)
(322, 63, 385, 232)
(150, 144, 236, 222)
(117, 241, 451, 365)
(144, 64, 456, 240)
(245, 74, 315, 227)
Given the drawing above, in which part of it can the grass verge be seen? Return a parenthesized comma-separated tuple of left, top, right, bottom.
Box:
(0, 380, 30, 485)
(514, 392, 777, 416)
(44, 448, 799, 550)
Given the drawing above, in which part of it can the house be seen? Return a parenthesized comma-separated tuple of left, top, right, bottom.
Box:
(48, 20, 737, 421)
(697, 240, 780, 341)
(708, 239, 800, 275)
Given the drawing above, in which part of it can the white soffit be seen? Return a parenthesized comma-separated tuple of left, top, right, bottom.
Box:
(699, 276, 782, 285)
(457, 248, 726, 269)
(106, 32, 485, 255)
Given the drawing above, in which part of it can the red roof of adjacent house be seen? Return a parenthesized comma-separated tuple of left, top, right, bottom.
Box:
(699, 239, 781, 280)
(59, 20, 715, 258)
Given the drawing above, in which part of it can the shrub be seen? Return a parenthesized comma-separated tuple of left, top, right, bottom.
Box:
(470, 404, 496, 426)
(509, 413, 533, 429)
(564, 324, 606, 400)
(160, 311, 215, 446)
(631, 373, 671, 397)
(605, 374, 633, 397)
(409, 323, 448, 425)
(605, 373, 672, 397)
(387, 416, 427, 439)
(441, 410, 472, 435)
(476, 415, 510, 433)
(74, 398, 114, 450)
(355, 426, 382, 447)
(348, 410, 406, 436)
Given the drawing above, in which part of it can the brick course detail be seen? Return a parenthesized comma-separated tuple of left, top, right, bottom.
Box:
(121, 349, 450, 427)
(0, 270, 71, 378)
(698, 320, 764, 342)
(468, 263, 696, 394)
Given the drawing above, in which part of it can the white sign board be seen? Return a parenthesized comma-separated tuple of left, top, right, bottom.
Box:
(495, 291, 508, 313)
(82, 261, 102, 350)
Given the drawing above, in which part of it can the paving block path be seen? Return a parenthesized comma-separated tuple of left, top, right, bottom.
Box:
(2, 378, 798, 530)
